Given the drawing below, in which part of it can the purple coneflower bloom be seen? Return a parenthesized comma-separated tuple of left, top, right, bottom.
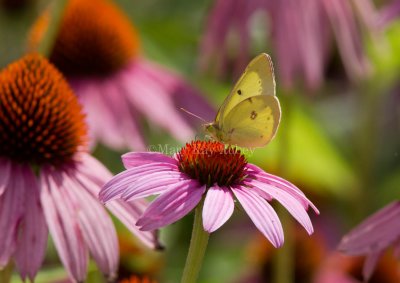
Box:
(200, 0, 375, 89)
(0, 54, 159, 282)
(29, 0, 213, 151)
(338, 201, 400, 281)
(100, 141, 319, 247)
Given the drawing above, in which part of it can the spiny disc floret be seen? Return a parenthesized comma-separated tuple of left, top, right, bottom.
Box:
(177, 141, 248, 187)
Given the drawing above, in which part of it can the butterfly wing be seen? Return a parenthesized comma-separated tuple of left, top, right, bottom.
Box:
(215, 53, 276, 126)
(219, 95, 281, 148)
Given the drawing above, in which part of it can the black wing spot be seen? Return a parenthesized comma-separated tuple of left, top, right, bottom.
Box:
(248, 97, 253, 103)
(250, 111, 257, 120)
(237, 89, 242, 95)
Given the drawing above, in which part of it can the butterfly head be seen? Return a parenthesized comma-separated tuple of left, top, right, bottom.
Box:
(204, 122, 221, 141)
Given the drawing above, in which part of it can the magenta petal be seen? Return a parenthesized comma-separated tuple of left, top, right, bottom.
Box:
(363, 251, 382, 281)
(106, 199, 161, 249)
(0, 159, 10, 196)
(121, 171, 188, 201)
(338, 201, 400, 255)
(65, 175, 118, 278)
(120, 60, 194, 142)
(137, 180, 205, 231)
(202, 185, 234, 233)
(122, 152, 178, 169)
(40, 169, 89, 282)
(14, 166, 48, 281)
(247, 164, 319, 213)
(0, 163, 24, 267)
(232, 187, 284, 248)
(99, 163, 179, 202)
(71, 160, 161, 250)
(248, 179, 314, 235)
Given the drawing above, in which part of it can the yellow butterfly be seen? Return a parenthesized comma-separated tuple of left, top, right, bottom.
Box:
(205, 53, 281, 148)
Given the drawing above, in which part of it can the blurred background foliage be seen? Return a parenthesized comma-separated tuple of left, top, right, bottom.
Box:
(1, 0, 400, 282)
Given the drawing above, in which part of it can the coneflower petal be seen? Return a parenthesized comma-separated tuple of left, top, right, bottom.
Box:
(232, 187, 284, 248)
(65, 174, 118, 278)
(338, 201, 400, 254)
(99, 163, 178, 202)
(0, 163, 24, 267)
(14, 165, 48, 281)
(0, 159, 10, 197)
(122, 152, 178, 169)
(247, 179, 314, 235)
(137, 181, 205, 231)
(72, 155, 161, 249)
(106, 199, 161, 250)
(202, 185, 234, 233)
(40, 169, 88, 282)
(121, 171, 189, 201)
(363, 251, 383, 281)
(120, 62, 194, 142)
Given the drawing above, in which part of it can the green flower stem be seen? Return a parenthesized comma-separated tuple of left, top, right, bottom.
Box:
(272, 93, 295, 283)
(36, 0, 69, 57)
(180, 202, 209, 283)
(272, 207, 294, 283)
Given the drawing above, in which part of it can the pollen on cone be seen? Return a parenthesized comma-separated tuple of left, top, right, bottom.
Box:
(28, 0, 140, 76)
(0, 53, 87, 166)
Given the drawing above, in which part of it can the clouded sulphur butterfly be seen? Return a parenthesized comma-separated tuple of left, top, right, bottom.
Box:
(205, 53, 281, 148)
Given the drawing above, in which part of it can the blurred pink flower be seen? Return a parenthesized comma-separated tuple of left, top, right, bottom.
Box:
(29, 0, 214, 151)
(0, 54, 159, 282)
(200, 0, 376, 89)
(338, 201, 400, 281)
(100, 141, 319, 247)
(377, 0, 400, 27)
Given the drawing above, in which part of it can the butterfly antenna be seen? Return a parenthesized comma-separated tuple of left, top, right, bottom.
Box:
(180, 108, 207, 123)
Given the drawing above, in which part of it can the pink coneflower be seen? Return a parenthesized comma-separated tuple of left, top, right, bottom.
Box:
(29, 0, 213, 151)
(200, 0, 376, 89)
(100, 141, 319, 247)
(0, 54, 159, 282)
(338, 201, 400, 281)
(314, 251, 400, 283)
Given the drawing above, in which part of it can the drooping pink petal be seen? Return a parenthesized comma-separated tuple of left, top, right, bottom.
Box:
(363, 250, 383, 281)
(377, 0, 400, 27)
(0, 158, 10, 197)
(71, 159, 161, 249)
(322, 0, 370, 80)
(122, 152, 178, 169)
(14, 165, 48, 281)
(137, 180, 205, 231)
(339, 201, 400, 255)
(0, 163, 24, 267)
(121, 171, 189, 201)
(96, 79, 146, 151)
(106, 199, 161, 249)
(202, 185, 234, 233)
(135, 59, 215, 125)
(120, 59, 194, 142)
(232, 186, 284, 248)
(100, 165, 184, 202)
(246, 164, 319, 214)
(73, 79, 127, 150)
(40, 168, 89, 282)
(65, 174, 119, 279)
(247, 178, 314, 235)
